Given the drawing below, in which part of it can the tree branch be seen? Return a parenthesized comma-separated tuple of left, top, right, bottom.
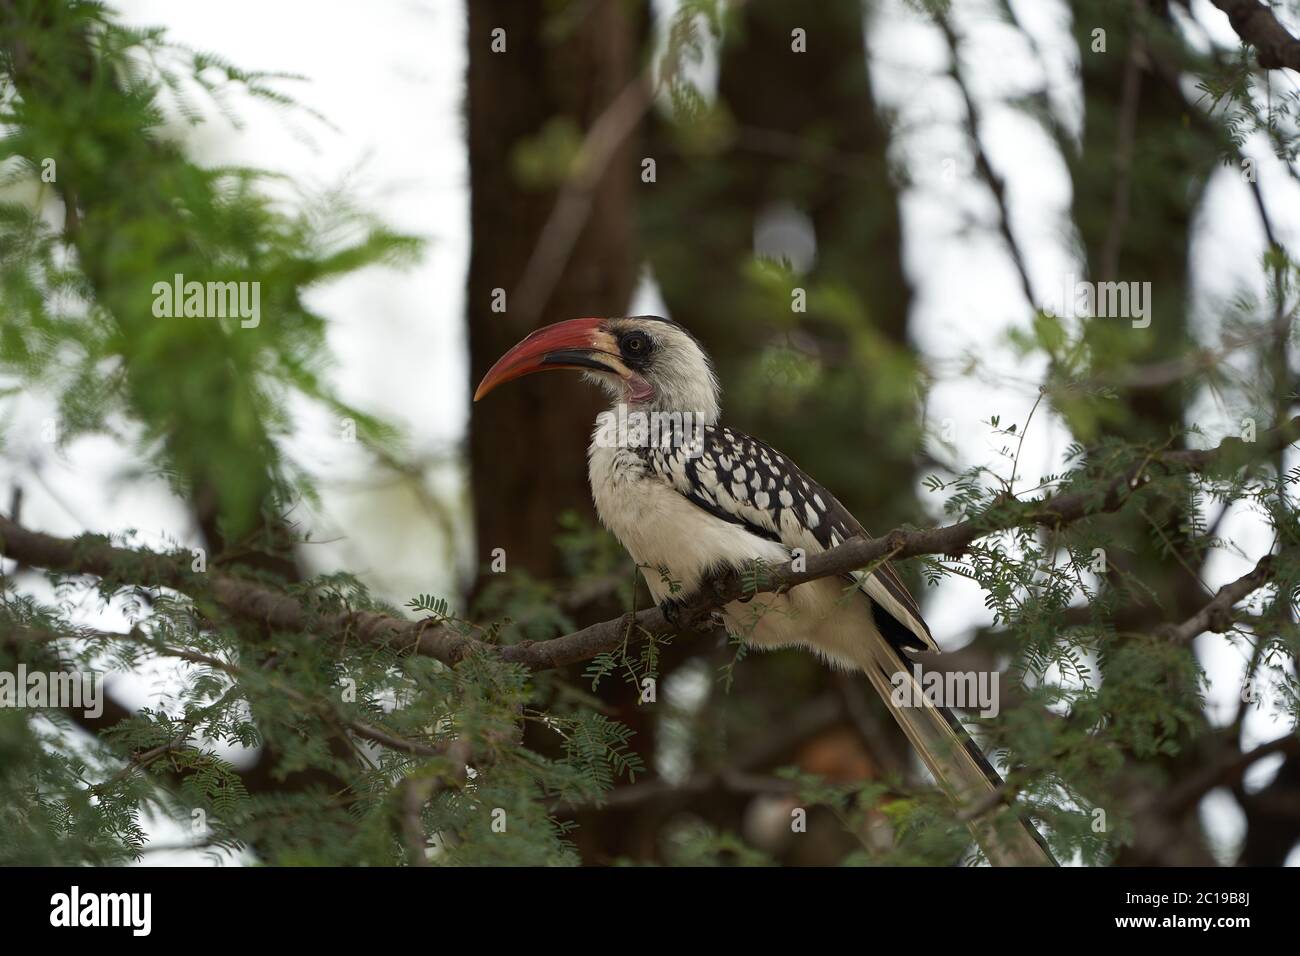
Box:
(397, 739, 473, 866)
(1158, 553, 1280, 646)
(1156, 730, 1300, 816)
(933, 8, 1038, 308)
(2, 620, 459, 761)
(1210, 0, 1300, 71)
(3, 416, 1297, 672)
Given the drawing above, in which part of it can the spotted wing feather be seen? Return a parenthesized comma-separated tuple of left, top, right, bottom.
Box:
(641, 425, 936, 652)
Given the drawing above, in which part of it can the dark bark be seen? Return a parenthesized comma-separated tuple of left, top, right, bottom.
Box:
(466, 0, 642, 583)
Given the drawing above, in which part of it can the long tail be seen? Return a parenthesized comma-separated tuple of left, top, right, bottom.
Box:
(857, 628, 1057, 866)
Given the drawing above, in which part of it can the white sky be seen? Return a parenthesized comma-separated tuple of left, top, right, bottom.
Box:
(1, 0, 1295, 864)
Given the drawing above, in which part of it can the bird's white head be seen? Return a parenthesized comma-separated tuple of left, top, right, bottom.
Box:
(474, 315, 720, 424)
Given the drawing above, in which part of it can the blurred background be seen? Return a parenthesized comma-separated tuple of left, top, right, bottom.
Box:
(2, 0, 1299, 865)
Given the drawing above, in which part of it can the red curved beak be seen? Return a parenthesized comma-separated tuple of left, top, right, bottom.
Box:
(473, 317, 621, 401)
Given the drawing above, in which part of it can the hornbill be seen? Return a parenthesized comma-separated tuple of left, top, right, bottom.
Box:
(475, 314, 1054, 866)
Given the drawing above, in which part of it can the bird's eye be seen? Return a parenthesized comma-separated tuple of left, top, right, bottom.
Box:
(623, 332, 648, 354)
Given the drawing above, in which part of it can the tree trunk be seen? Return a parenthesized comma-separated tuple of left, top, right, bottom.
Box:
(466, 0, 642, 583)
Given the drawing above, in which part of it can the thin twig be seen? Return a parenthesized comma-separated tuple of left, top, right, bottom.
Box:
(933, 8, 1038, 309)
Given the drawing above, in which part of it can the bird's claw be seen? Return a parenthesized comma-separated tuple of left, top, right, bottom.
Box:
(659, 596, 687, 628)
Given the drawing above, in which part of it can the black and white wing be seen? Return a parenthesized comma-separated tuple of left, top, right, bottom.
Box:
(641, 424, 937, 653)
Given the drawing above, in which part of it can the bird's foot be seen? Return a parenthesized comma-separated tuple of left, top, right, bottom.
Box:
(659, 595, 688, 628)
